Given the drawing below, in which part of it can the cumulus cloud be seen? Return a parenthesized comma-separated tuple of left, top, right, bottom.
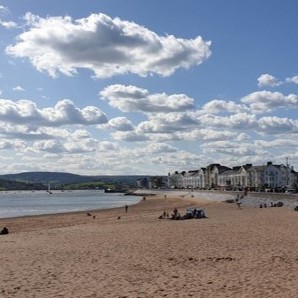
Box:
(144, 143, 178, 153)
(176, 129, 249, 142)
(31, 129, 101, 154)
(258, 116, 298, 134)
(241, 91, 298, 113)
(257, 74, 281, 87)
(137, 112, 199, 134)
(198, 113, 258, 130)
(100, 84, 195, 113)
(111, 131, 148, 142)
(286, 75, 298, 85)
(6, 13, 211, 78)
(98, 141, 119, 151)
(254, 138, 298, 148)
(33, 140, 65, 153)
(108, 117, 134, 131)
(200, 99, 249, 114)
(0, 139, 27, 150)
(0, 98, 108, 127)
(202, 140, 260, 157)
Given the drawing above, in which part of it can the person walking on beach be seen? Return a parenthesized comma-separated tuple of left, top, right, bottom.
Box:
(125, 205, 128, 213)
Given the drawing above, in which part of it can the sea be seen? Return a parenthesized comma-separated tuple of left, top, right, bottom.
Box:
(0, 190, 141, 219)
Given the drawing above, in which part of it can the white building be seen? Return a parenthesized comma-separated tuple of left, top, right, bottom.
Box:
(167, 161, 297, 191)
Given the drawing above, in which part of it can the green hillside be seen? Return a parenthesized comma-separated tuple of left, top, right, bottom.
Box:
(0, 172, 151, 191)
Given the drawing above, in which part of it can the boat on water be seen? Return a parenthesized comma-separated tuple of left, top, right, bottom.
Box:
(47, 183, 53, 194)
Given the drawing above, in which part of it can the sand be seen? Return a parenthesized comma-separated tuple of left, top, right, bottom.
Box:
(1, 193, 298, 298)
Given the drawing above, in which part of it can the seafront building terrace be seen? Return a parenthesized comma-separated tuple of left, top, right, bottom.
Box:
(167, 161, 298, 192)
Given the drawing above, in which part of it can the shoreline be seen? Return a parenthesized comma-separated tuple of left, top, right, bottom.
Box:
(0, 193, 201, 234)
(2, 189, 298, 234)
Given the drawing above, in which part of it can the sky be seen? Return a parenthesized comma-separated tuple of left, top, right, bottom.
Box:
(0, 0, 298, 176)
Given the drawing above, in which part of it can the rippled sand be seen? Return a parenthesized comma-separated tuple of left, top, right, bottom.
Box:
(1, 193, 298, 297)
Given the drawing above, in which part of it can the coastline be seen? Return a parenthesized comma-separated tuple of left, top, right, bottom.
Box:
(1, 192, 298, 297)
(2, 189, 298, 234)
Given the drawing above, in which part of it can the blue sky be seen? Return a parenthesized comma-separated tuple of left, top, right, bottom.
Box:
(0, 0, 298, 175)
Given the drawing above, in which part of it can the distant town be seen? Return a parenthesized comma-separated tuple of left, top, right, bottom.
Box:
(138, 161, 298, 193)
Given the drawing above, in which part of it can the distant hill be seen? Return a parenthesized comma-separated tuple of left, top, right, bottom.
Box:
(0, 172, 150, 188)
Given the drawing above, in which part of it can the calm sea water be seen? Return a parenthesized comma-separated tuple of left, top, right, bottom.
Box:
(0, 190, 141, 219)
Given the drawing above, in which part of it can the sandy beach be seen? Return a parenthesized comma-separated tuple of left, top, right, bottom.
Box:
(1, 192, 298, 298)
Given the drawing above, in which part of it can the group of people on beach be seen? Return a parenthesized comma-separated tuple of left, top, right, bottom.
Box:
(159, 207, 207, 220)
(259, 201, 284, 208)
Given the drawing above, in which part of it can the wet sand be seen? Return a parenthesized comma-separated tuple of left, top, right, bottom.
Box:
(1, 193, 298, 297)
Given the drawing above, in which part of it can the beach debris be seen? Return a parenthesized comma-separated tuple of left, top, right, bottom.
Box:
(117, 216, 121, 220)
(0, 227, 9, 235)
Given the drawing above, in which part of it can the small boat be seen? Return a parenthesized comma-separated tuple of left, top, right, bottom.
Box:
(47, 183, 53, 194)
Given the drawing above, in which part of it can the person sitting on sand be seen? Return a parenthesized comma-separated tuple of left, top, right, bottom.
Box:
(172, 208, 179, 219)
(0, 227, 9, 235)
(193, 208, 197, 218)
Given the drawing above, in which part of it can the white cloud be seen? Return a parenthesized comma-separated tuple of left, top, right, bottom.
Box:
(111, 131, 149, 142)
(201, 140, 265, 157)
(0, 20, 18, 29)
(257, 74, 281, 87)
(108, 117, 135, 131)
(6, 13, 211, 78)
(241, 91, 298, 113)
(0, 139, 27, 150)
(13, 85, 25, 91)
(286, 75, 298, 85)
(176, 129, 249, 142)
(0, 5, 8, 13)
(137, 112, 199, 134)
(144, 143, 178, 153)
(258, 116, 298, 134)
(198, 113, 258, 130)
(33, 140, 65, 154)
(100, 84, 195, 113)
(0, 98, 108, 127)
(98, 141, 119, 151)
(254, 138, 298, 148)
(200, 99, 249, 114)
